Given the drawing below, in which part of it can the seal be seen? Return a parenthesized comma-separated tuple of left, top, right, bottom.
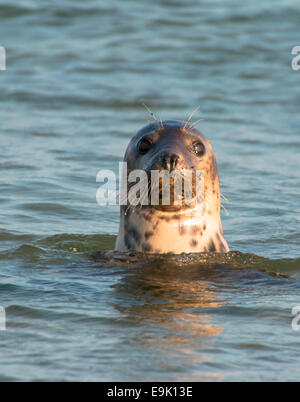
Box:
(115, 120, 229, 254)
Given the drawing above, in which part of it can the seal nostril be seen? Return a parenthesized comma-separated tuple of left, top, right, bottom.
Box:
(170, 154, 179, 170)
(159, 152, 179, 171)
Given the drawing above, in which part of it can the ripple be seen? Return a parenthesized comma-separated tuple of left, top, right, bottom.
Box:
(0, 162, 38, 171)
(0, 4, 34, 19)
(17, 202, 77, 215)
(91, 249, 300, 277)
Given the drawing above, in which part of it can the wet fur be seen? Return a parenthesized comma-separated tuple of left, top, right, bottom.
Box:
(115, 120, 229, 254)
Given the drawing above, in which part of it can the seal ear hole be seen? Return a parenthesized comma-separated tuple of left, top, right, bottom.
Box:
(137, 137, 152, 154)
(192, 141, 205, 157)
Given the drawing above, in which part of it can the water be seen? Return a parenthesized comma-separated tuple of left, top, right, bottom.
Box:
(0, 0, 300, 381)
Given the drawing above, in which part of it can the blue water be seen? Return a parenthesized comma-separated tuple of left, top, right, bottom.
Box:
(0, 0, 300, 381)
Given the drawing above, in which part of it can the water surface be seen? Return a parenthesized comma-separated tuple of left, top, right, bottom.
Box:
(0, 0, 300, 381)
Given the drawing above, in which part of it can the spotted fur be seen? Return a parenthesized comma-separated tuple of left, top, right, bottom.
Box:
(115, 120, 229, 254)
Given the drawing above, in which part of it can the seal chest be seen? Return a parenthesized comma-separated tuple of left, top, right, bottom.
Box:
(115, 120, 229, 254)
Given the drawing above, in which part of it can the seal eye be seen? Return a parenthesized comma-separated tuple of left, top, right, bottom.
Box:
(192, 141, 205, 157)
(138, 138, 152, 154)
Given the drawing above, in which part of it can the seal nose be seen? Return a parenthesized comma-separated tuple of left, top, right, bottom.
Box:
(158, 152, 180, 172)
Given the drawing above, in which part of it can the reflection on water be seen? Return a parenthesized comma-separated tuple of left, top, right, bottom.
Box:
(112, 262, 224, 380)
(114, 262, 224, 330)
(90, 248, 300, 380)
(1, 233, 300, 381)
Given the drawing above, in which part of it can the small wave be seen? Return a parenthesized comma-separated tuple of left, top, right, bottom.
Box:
(0, 162, 38, 171)
(6, 244, 46, 258)
(91, 249, 300, 277)
(36, 234, 115, 253)
(0, 4, 34, 19)
(16, 202, 77, 216)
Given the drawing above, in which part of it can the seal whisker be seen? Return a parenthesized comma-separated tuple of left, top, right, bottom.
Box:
(129, 177, 150, 210)
(142, 103, 159, 123)
(221, 203, 229, 216)
(138, 180, 151, 207)
(183, 105, 201, 129)
(124, 204, 131, 216)
(205, 188, 219, 198)
(148, 176, 159, 206)
(221, 193, 229, 203)
(189, 118, 204, 129)
(144, 116, 155, 126)
(204, 188, 221, 209)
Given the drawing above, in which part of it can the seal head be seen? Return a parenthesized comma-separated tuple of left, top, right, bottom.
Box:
(115, 120, 229, 254)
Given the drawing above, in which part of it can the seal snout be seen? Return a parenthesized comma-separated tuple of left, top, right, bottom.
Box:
(157, 152, 180, 172)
